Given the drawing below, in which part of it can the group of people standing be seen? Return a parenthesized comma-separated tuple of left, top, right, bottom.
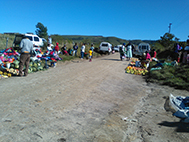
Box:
(60, 43, 94, 62)
(119, 42, 134, 61)
(145, 49, 157, 61)
(47, 35, 94, 61)
(119, 42, 157, 62)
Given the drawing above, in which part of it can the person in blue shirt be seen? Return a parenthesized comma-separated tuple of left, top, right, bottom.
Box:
(73, 43, 78, 57)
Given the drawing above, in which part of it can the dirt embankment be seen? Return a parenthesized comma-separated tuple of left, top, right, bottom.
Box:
(0, 53, 189, 142)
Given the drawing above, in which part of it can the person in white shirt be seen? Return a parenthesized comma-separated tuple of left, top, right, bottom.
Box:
(48, 36, 52, 44)
(47, 43, 52, 51)
(46, 43, 52, 55)
(81, 43, 85, 59)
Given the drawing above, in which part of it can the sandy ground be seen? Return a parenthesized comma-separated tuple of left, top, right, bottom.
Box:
(0, 53, 189, 142)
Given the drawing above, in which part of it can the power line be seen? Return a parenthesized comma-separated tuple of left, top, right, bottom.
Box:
(171, 3, 189, 25)
(173, 13, 189, 31)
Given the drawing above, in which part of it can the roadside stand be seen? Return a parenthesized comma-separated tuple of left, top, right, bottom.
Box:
(0, 47, 63, 79)
(125, 58, 149, 76)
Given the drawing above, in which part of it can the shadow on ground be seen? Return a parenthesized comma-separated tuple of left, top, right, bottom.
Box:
(158, 121, 189, 133)
(101, 58, 121, 61)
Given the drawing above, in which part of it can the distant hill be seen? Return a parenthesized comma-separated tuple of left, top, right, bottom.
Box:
(0, 33, 158, 50)
(51, 34, 157, 46)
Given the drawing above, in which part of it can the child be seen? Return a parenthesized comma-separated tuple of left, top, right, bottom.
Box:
(89, 49, 93, 62)
(90, 44, 94, 57)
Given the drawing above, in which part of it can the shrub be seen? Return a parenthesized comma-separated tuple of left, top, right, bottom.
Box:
(147, 61, 189, 90)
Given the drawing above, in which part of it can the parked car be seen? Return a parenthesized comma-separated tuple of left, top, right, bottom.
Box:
(114, 45, 122, 52)
(113, 46, 118, 52)
(99, 42, 112, 54)
(12, 33, 44, 50)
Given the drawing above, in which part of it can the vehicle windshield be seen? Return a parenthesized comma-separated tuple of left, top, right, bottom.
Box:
(102, 44, 108, 46)
(34, 37, 39, 41)
(139, 45, 149, 50)
(142, 45, 147, 49)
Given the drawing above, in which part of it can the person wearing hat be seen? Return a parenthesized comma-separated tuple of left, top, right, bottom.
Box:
(19, 36, 34, 77)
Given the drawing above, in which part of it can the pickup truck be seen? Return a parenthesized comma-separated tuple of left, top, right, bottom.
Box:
(133, 43, 151, 57)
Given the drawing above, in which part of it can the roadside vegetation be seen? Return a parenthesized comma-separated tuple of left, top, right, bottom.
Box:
(146, 61, 189, 91)
(146, 33, 189, 91)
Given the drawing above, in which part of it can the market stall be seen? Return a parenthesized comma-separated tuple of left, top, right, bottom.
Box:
(0, 47, 62, 79)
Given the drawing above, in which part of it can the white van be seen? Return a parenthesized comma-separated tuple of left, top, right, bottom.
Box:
(99, 42, 112, 54)
(24, 33, 44, 47)
(133, 43, 151, 57)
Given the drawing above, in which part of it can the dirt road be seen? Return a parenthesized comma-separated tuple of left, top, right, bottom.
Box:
(0, 53, 189, 142)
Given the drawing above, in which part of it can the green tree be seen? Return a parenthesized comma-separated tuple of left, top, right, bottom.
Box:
(35, 22, 48, 38)
(159, 32, 175, 47)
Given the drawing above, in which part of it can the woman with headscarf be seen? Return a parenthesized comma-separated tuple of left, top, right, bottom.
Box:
(126, 42, 132, 61)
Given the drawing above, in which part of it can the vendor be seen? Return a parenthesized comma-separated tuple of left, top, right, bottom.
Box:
(150, 49, 158, 61)
(145, 51, 151, 60)
(151, 49, 157, 58)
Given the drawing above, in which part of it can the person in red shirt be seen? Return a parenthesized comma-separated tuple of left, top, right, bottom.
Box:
(150, 49, 158, 61)
(54, 42, 59, 54)
(152, 49, 157, 58)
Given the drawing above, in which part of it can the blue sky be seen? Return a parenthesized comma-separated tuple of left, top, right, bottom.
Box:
(0, 0, 189, 41)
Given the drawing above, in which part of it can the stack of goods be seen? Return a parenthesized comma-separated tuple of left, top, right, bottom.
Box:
(28, 60, 44, 73)
(0, 47, 63, 79)
(0, 70, 11, 79)
(125, 66, 148, 75)
(125, 58, 148, 76)
(0, 68, 19, 77)
(129, 58, 139, 66)
(0, 48, 20, 78)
